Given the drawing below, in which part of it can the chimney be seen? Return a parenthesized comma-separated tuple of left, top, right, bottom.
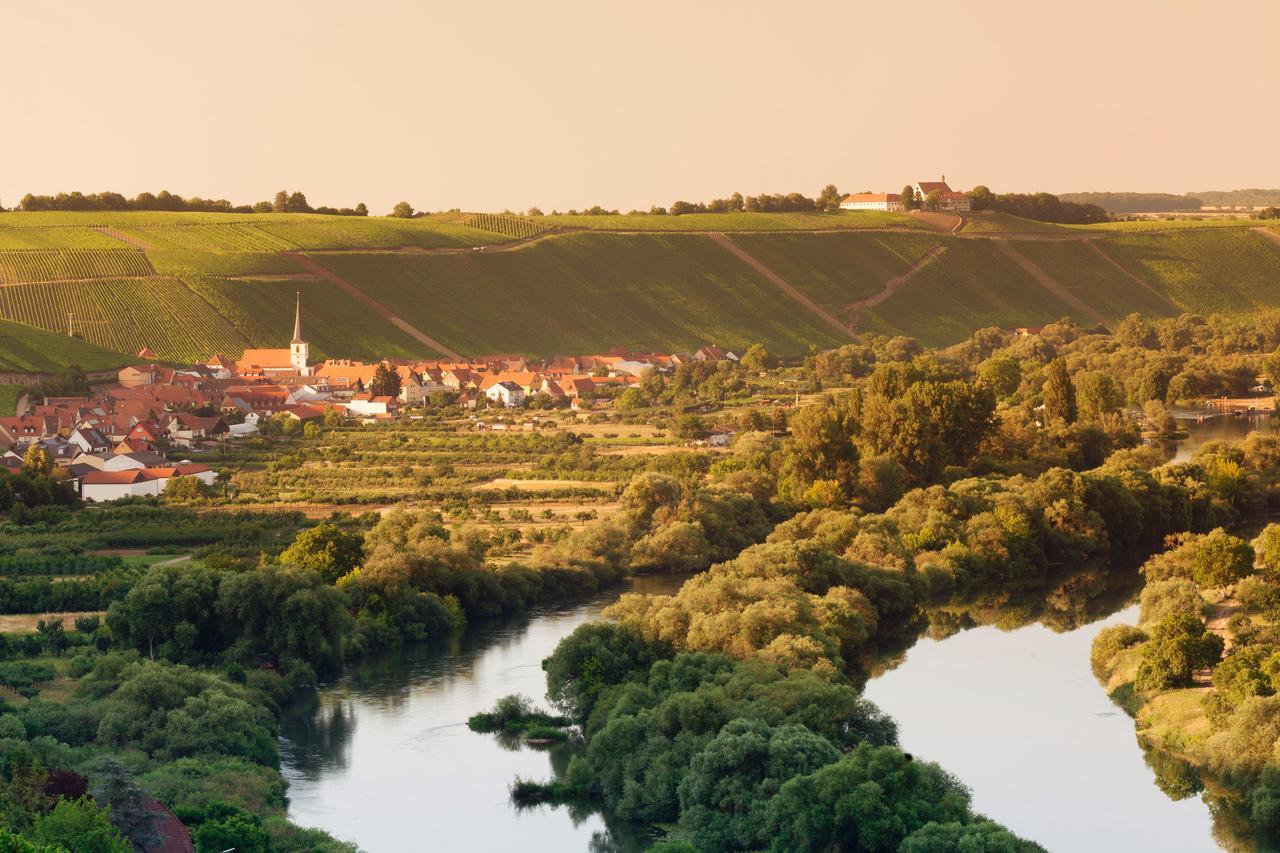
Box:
(941, 174, 945, 183)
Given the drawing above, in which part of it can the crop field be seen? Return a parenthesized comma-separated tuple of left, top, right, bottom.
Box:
(0, 224, 125, 250)
(1100, 229, 1280, 314)
(1009, 240, 1180, 320)
(728, 231, 944, 317)
(0, 276, 249, 362)
(959, 212, 1074, 235)
(0, 317, 135, 373)
(461, 213, 553, 239)
(309, 233, 851, 356)
(541, 210, 932, 232)
(861, 239, 1078, 343)
(185, 276, 436, 360)
(252, 216, 507, 250)
(0, 249, 152, 283)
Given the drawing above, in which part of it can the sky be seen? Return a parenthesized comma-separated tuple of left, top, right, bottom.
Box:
(2, 0, 1277, 214)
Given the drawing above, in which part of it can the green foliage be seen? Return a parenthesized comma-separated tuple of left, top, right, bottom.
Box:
(1090, 625, 1148, 677)
(542, 622, 672, 721)
(1134, 613, 1223, 691)
(29, 797, 132, 853)
(1042, 358, 1077, 425)
(278, 523, 365, 584)
(1139, 578, 1205, 624)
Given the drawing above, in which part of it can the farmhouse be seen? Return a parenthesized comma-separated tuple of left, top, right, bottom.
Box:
(839, 193, 906, 212)
(485, 381, 526, 408)
(912, 177, 971, 212)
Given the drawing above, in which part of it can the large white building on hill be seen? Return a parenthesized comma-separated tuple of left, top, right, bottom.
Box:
(839, 193, 905, 211)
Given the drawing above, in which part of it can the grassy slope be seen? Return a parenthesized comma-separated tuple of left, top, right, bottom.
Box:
(0, 317, 137, 373)
(0, 385, 23, 415)
(1100, 229, 1280, 314)
(960, 212, 1075, 234)
(0, 212, 1277, 362)
(727, 232, 944, 317)
(311, 233, 850, 356)
(1010, 240, 1181, 320)
(185, 276, 435, 361)
(860, 239, 1078, 343)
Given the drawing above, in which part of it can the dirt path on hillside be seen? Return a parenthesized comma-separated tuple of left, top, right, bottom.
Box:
(302, 232, 557, 256)
(846, 244, 948, 314)
(1084, 240, 1181, 313)
(93, 227, 153, 251)
(992, 240, 1106, 324)
(708, 233, 853, 340)
(286, 252, 464, 360)
(1207, 595, 1242, 654)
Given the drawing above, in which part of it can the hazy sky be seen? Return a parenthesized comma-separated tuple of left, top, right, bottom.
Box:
(2, 1, 1277, 213)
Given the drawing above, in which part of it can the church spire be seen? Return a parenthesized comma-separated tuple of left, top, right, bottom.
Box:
(291, 290, 304, 344)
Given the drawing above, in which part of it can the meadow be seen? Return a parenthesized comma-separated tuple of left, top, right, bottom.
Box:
(0, 317, 136, 373)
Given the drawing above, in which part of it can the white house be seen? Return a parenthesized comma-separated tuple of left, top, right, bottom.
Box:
(839, 193, 906, 212)
(81, 470, 161, 501)
(485, 381, 526, 408)
(346, 394, 398, 417)
(69, 426, 112, 455)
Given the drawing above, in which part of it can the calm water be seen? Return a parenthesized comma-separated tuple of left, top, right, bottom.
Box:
(280, 418, 1272, 852)
(1171, 411, 1274, 462)
(280, 575, 683, 852)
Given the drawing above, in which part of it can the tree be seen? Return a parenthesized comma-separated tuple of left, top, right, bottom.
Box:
(285, 191, 311, 213)
(279, 522, 365, 583)
(163, 475, 210, 503)
(91, 759, 159, 850)
(391, 201, 414, 218)
(354, 202, 369, 216)
(816, 184, 841, 211)
(967, 185, 995, 211)
(1042, 358, 1077, 425)
(35, 618, 68, 655)
(739, 343, 772, 373)
(614, 387, 648, 410)
(22, 444, 54, 477)
(31, 797, 132, 853)
(900, 185, 915, 211)
(1134, 612, 1224, 691)
(370, 362, 402, 399)
(272, 191, 288, 213)
(924, 190, 941, 211)
(1076, 371, 1122, 422)
(976, 354, 1021, 398)
(1190, 528, 1254, 588)
(543, 622, 670, 720)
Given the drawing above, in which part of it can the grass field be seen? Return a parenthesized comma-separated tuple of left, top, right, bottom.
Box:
(0, 384, 23, 415)
(0, 317, 136, 373)
(311, 233, 851, 356)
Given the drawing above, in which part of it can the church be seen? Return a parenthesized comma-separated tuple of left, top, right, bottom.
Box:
(236, 292, 312, 377)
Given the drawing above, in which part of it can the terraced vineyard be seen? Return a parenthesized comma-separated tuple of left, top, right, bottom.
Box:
(461, 213, 553, 239)
(0, 316, 135, 373)
(0, 225, 126, 250)
(310, 232, 851, 356)
(185, 276, 434, 360)
(0, 249, 152, 284)
(0, 276, 248, 362)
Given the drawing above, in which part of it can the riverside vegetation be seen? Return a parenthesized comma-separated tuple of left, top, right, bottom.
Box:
(4, 311, 1280, 849)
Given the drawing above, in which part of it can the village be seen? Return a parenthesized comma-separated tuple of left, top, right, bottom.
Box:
(0, 293, 749, 501)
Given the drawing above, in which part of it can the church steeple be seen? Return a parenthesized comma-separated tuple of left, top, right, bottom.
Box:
(290, 291, 310, 375)
(291, 290, 305, 344)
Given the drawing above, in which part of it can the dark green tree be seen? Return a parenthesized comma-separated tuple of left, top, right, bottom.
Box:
(1042, 358, 1077, 425)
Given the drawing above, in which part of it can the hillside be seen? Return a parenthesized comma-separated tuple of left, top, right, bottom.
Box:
(0, 211, 1276, 362)
(0, 316, 138, 374)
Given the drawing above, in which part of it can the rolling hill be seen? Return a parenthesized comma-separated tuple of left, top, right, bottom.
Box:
(0, 210, 1276, 365)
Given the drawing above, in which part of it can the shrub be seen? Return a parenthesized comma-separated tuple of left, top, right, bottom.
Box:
(1090, 625, 1147, 677)
(1138, 578, 1205, 624)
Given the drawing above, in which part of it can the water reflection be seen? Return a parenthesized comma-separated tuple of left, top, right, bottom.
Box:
(279, 576, 684, 853)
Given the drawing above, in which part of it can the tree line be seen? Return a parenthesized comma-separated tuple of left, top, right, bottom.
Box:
(10, 189, 370, 217)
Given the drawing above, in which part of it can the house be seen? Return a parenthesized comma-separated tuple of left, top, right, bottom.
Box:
(69, 426, 112, 454)
(694, 345, 729, 362)
(1013, 326, 1044, 337)
(839, 192, 906, 212)
(138, 798, 195, 853)
(346, 394, 398, 417)
(912, 177, 971, 212)
(81, 469, 161, 501)
(160, 413, 230, 447)
(485, 381, 525, 408)
(706, 426, 736, 447)
(103, 451, 168, 471)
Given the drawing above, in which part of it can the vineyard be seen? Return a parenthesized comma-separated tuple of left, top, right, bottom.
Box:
(124, 222, 297, 253)
(0, 317, 135, 373)
(0, 225, 126, 250)
(0, 277, 249, 362)
(0, 249, 152, 284)
(461, 213, 553, 239)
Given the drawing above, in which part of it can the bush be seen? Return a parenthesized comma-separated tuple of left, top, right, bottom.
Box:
(1134, 613, 1223, 692)
(1090, 625, 1147, 677)
(1139, 578, 1205, 624)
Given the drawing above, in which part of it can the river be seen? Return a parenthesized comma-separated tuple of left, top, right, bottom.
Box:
(280, 419, 1269, 852)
